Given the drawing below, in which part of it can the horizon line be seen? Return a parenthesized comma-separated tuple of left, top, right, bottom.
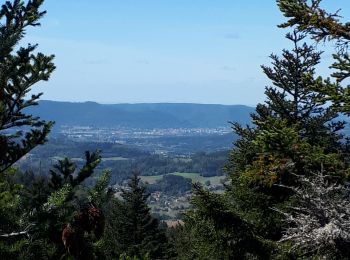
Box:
(39, 99, 257, 107)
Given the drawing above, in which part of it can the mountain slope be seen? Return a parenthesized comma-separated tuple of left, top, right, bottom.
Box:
(27, 101, 254, 129)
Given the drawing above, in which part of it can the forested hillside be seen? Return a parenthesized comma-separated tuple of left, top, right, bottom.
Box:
(27, 101, 253, 129)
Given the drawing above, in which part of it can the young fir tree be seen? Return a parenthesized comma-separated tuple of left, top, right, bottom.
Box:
(0, 0, 54, 257)
(0, 150, 111, 259)
(180, 30, 348, 259)
(277, 0, 350, 113)
(20, 151, 108, 259)
(180, 183, 268, 260)
(227, 31, 348, 243)
(258, 31, 344, 150)
(0, 2, 111, 259)
(230, 31, 347, 190)
(0, 0, 55, 174)
(274, 1, 350, 258)
(102, 174, 169, 260)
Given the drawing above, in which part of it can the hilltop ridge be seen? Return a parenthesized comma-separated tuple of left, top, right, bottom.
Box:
(27, 100, 254, 129)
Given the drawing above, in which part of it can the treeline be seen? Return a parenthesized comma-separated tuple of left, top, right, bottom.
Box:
(95, 150, 228, 186)
(128, 151, 227, 177)
(2, 0, 350, 259)
(29, 138, 150, 159)
(148, 174, 192, 196)
(18, 139, 228, 184)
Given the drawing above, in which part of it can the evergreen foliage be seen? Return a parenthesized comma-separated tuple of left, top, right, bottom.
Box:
(259, 31, 344, 149)
(0, 0, 55, 257)
(6, 153, 111, 259)
(148, 174, 192, 196)
(0, 2, 111, 258)
(278, 0, 350, 113)
(181, 183, 269, 260)
(102, 174, 169, 260)
(0, 168, 25, 259)
(225, 31, 348, 244)
(180, 8, 350, 258)
(0, 0, 55, 174)
(273, 0, 350, 257)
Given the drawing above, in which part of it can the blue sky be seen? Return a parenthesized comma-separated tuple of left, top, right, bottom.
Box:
(26, 0, 350, 105)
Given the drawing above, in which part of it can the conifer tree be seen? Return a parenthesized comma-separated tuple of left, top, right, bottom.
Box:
(0, 2, 112, 259)
(0, 0, 55, 257)
(258, 31, 344, 149)
(102, 174, 168, 260)
(277, 0, 350, 113)
(182, 29, 348, 259)
(20, 152, 110, 259)
(274, 1, 350, 257)
(0, 0, 55, 174)
(227, 31, 347, 242)
(0, 168, 24, 259)
(181, 184, 268, 260)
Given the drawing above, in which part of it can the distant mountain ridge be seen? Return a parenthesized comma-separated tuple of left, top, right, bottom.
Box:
(27, 100, 254, 129)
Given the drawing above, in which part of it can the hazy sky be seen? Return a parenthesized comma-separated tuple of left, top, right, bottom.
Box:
(26, 0, 350, 105)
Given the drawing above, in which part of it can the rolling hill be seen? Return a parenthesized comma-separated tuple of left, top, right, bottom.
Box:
(27, 101, 254, 129)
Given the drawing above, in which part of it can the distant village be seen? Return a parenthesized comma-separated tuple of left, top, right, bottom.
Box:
(59, 125, 232, 143)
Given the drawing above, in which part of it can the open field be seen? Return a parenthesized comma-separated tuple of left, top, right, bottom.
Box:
(140, 175, 164, 184)
(54, 156, 129, 162)
(141, 172, 226, 185)
(101, 157, 129, 161)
